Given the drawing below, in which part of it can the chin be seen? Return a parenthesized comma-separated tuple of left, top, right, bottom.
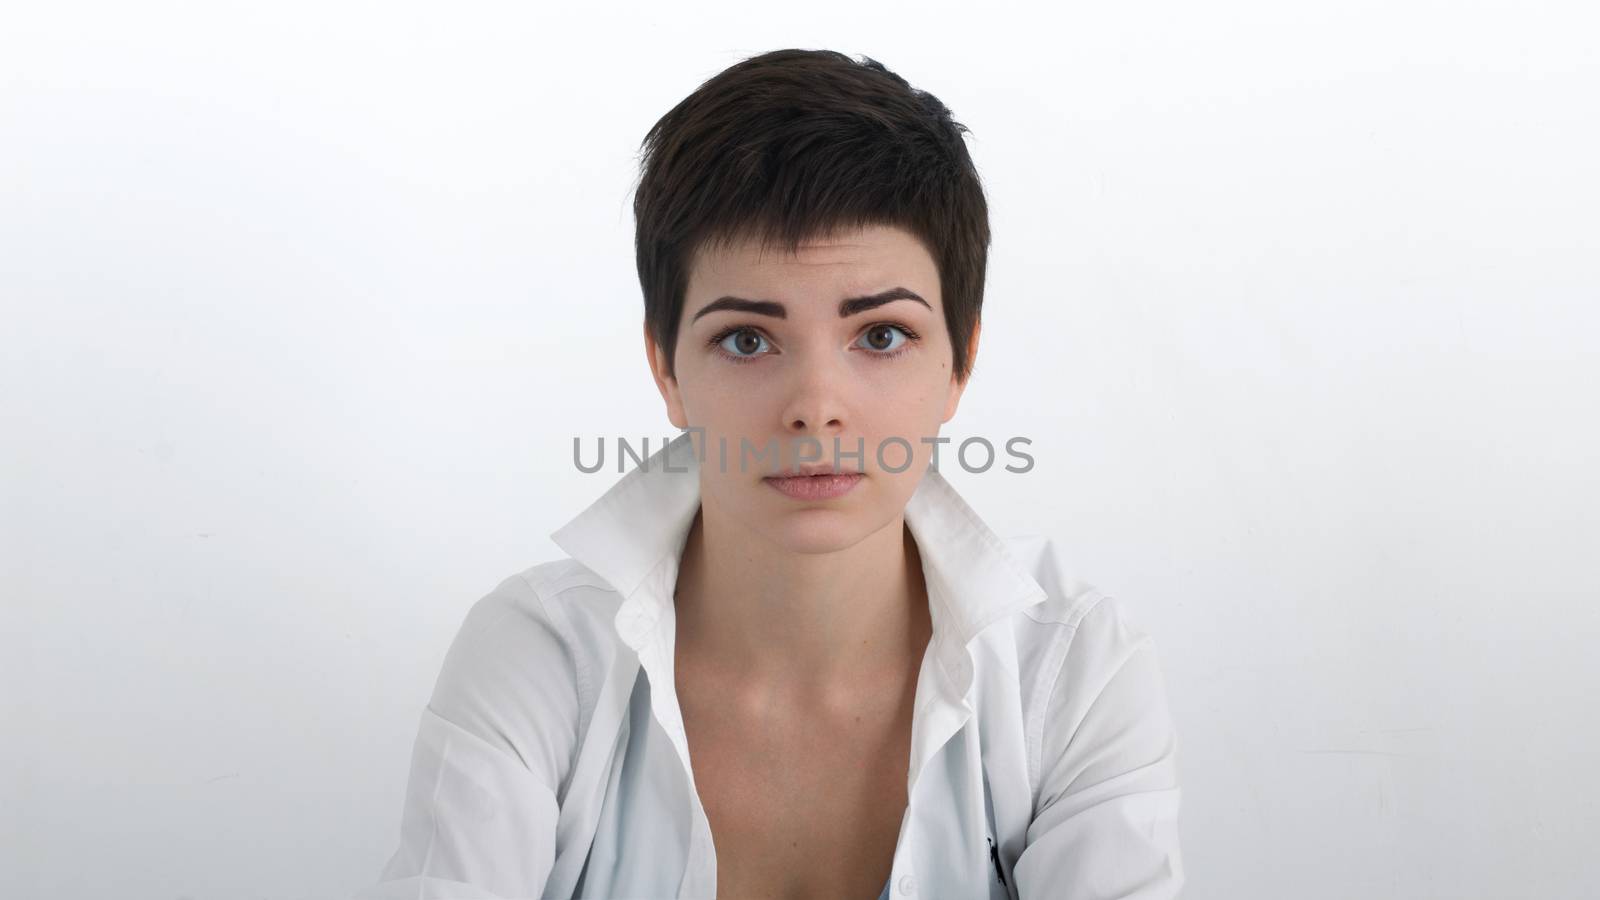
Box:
(764, 515, 873, 555)
(757, 486, 897, 550)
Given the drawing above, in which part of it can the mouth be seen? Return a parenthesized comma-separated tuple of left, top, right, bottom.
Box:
(762, 470, 865, 501)
(770, 462, 863, 477)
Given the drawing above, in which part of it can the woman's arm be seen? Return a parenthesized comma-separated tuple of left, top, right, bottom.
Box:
(354, 573, 580, 900)
(1012, 595, 1185, 899)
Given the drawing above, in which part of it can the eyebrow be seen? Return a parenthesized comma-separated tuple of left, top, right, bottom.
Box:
(690, 286, 931, 324)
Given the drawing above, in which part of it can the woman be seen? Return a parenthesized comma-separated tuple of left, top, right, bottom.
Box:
(359, 49, 1184, 900)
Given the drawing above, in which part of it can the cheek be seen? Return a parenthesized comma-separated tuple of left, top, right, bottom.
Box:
(862, 371, 953, 440)
(878, 357, 954, 410)
(676, 370, 768, 426)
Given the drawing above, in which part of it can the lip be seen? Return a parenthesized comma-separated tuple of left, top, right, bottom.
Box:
(762, 471, 865, 501)
(774, 462, 863, 477)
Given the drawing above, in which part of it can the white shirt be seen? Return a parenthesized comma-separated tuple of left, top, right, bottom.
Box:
(356, 431, 1184, 899)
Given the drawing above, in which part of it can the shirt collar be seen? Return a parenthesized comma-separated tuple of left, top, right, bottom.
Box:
(549, 430, 1048, 701)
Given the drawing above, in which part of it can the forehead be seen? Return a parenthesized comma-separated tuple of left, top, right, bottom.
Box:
(689, 224, 939, 291)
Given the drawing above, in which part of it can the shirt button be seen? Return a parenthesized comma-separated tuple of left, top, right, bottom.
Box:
(897, 873, 917, 895)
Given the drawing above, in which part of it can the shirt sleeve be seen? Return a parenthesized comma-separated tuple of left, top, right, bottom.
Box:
(354, 572, 581, 900)
(1012, 594, 1185, 899)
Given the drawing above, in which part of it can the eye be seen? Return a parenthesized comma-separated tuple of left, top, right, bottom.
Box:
(856, 323, 919, 358)
(711, 326, 772, 363)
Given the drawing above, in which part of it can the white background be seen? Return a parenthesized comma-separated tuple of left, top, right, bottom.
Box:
(4, 2, 1597, 898)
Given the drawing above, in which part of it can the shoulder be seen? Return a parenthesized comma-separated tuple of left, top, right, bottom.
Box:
(999, 538, 1185, 895)
(425, 558, 621, 790)
(991, 534, 1157, 686)
(449, 557, 626, 663)
(439, 555, 632, 697)
(985, 535, 1173, 792)
(1000, 532, 1156, 650)
(438, 559, 599, 669)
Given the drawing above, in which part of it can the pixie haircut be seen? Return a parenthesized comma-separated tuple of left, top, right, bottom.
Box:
(633, 48, 990, 384)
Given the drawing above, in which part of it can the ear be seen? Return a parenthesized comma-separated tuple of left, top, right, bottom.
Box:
(942, 318, 981, 423)
(645, 321, 689, 429)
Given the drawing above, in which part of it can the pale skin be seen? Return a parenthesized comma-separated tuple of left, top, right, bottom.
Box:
(645, 223, 982, 898)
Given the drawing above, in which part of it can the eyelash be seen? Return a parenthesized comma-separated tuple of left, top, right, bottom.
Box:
(706, 322, 922, 365)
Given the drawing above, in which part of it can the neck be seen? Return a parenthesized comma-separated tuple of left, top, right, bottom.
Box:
(672, 499, 932, 707)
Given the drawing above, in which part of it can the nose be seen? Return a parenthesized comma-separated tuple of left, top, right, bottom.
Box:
(778, 354, 849, 440)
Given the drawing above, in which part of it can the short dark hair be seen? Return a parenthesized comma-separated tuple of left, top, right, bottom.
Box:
(633, 48, 990, 383)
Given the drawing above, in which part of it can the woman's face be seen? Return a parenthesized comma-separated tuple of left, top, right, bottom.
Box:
(647, 223, 977, 554)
